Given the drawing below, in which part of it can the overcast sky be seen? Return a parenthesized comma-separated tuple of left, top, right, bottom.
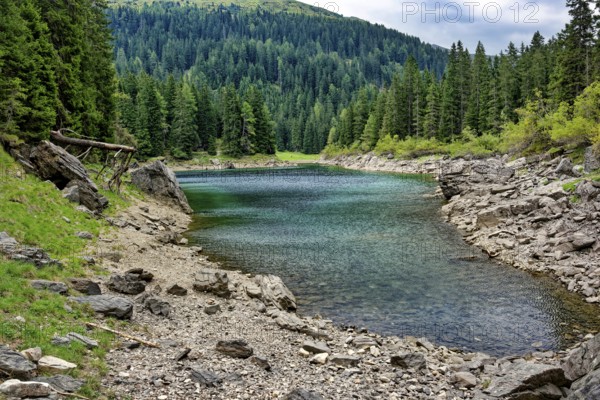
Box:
(297, 0, 571, 54)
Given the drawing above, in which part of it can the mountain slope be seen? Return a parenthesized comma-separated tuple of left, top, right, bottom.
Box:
(107, 1, 448, 152)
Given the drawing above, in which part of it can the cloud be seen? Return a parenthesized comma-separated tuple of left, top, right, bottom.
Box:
(300, 0, 571, 54)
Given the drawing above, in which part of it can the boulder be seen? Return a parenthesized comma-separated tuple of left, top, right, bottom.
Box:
(584, 146, 600, 173)
(568, 368, 600, 399)
(352, 335, 379, 349)
(15, 141, 109, 212)
(255, 274, 297, 311)
(390, 352, 427, 370)
(68, 278, 101, 295)
(193, 269, 231, 298)
(452, 371, 478, 389)
(562, 333, 600, 381)
(484, 362, 568, 398)
(309, 353, 328, 365)
(0, 347, 37, 379)
(203, 304, 221, 315)
(37, 356, 77, 374)
(130, 161, 192, 213)
(216, 340, 254, 359)
(0, 380, 51, 398)
(575, 181, 600, 203)
(107, 274, 147, 295)
(71, 295, 134, 319)
(126, 268, 154, 282)
(30, 280, 68, 295)
(34, 375, 84, 393)
(555, 158, 577, 177)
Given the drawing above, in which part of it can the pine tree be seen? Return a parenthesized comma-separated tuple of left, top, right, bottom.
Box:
(195, 84, 218, 152)
(465, 42, 491, 134)
(361, 90, 387, 149)
(423, 79, 441, 138)
(380, 74, 403, 138)
(136, 75, 166, 157)
(439, 43, 461, 139)
(171, 83, 198, 159)
(551, 0, 595, 103)
(221, 84, 243, 157)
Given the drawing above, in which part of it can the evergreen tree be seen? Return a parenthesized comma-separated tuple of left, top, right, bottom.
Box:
(423, 78, 441, 138)
(466, 42, 491, 134)
(221, 84, 243, 157)
(0, 0, 57, 141)
(551, 0, 595, 103)
(439, 43, 461, 139)
(171, 83, 198, 159)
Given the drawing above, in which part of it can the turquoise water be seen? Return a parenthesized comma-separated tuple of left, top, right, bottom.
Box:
(178, 165, 599, 356)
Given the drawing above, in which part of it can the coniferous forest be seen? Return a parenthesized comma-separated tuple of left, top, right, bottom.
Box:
(1, 0, 600, 159)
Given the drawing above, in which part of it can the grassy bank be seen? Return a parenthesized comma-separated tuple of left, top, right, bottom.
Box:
(0, 147, 134, 397)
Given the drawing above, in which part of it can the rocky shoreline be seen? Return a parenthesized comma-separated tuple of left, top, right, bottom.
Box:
(2, 153, 599, 399)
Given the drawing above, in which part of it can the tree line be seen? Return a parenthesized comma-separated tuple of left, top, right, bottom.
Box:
(116, 73, 276, 159)
(328, 0, 600, 153)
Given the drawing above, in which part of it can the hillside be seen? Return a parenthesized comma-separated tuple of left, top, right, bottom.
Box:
(107, 0, 448, 154)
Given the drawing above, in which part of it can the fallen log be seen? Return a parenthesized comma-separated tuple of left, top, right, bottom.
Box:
(85, 322, 161, 348)
(50, 130, 136, 153)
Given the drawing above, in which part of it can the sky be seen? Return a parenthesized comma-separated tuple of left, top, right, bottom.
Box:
(297, 0, 571, 54)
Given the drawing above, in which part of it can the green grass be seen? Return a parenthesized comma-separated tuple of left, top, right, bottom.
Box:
(276, 151, 320, 162)
(0, 146, 134, 396)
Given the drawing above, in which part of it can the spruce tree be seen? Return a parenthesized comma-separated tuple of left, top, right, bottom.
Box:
(171, 83, 198, 159)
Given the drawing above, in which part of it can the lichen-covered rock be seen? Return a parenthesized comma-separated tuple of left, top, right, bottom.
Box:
(130, 161, 192, 213)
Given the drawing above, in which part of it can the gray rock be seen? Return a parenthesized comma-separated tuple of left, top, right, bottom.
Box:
(30, 280, 68, 295)
(250, 356, 271, 371)
(0, 233, 61, 268)
(156, 231, 179, 245)
(203, 304, 221, 315)
(66, 332, 98, 349)
(15, 141, 109, 212)
(254, 274, 297, 311)
(0, 379, 51, 398)
(20, 347, 42, 362)
(352, 335, 379, 349)
(285, 388, 324, 400)
(130, 161, 193, 213)
(38, 356, 77, 374)
(34, 375, 84, 393)
(562, 333, 600, 381)
(575, 181, 599, 202)
(166, 284, 188, 296)
(126, 268, 154, 282)
(555, 158, 577, 177)
(68, 278, 101, 295)
(584, 147, 600, 173)
(570, 234, 597, 251)
(190, 367, 221, 387)
(452, 371, 478, 389)
(302, 340, 331, 355)
(484, 362, 568, 398)
(0, 347, 37, 379)
(216, 340, 254, 359)
(330, 355, 360, 368)
(107, 274, 147, 295)
(477, 205, 512, 228)
(71, 295, 134, 319)
(535, 383, 564, 400)
(193, 269, 231, 298)
(390, 352, 427, 370)
(309, 353, 328, 365)
(51, 336, 72, 346)
(568, 367, 600, 399)
(75, 231, 93, 240)
(141, 295, 172, 317)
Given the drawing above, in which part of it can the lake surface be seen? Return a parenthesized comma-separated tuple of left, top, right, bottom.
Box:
(178, 165, 600, 356)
